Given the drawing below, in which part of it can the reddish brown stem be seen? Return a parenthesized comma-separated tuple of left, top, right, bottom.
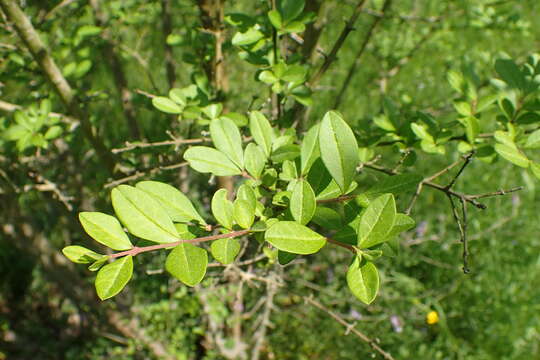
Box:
(110, 230, 250, 258)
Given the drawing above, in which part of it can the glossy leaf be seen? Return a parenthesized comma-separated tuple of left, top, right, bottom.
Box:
(62, 245, 103, 264)
(265, 221, 326, 255)
(211, 238, 241, 264)
(249, 111, 274, 157)
(233, 199, 255, 229)
(319, 111, 358, 193)
(358, 194, 396, 249)
(212, 189, 234, 229)
(136, 181, 205, 224)
(184, 146, 242, 176)
(244, 143, 267, 178)
(210, 118, 244, 168)
(95, 256, 133, 300)
(290, 180, 316, 225)
(166, 243, 208, 287)
(79, 212, 133, 250)
(347, 257, 379, 305)
(111, 185, 179, 244)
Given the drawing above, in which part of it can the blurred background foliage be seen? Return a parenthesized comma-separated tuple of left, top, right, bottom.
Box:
(0, 0, 539, 359)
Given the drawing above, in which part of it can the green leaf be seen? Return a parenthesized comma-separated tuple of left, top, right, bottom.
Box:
(300, 124, 320, 175)
(202, 103, 223, 119)
(244, 143, 267, 178)
(166, 243, 208, 287)
(270, 144, 300, 163)
(212, 189, 234, 229)
(494, 143, 530, 168)
(237, 184, 257, 209)
(168, 88, 187, 106)
(358, 194, 396, 249)
(312, 207, 342, 230)
(233, 199, 255, 229)
(95, 256, 133, 300)
(249, 111, 274, 157)
(184, 146, 242, 176)
(111, 185, 179, 244)
(290, 180, 316, 225)
(495, 58, 525, 89)
(387, 213, 415, 237)
(88, 256, 108, 272)
(319, 111, 358, 193)
(524, 129, 540, 149)
(347, 257, 379, 305)
(278, 0, 305, 23)
(211, 238, 241, 264)
(79, 212, 133, 250)
(210, 118, 244, 168)
(152, 96, 183, 114)
(265, 221, 326, 255)
(136, 181, 206, 224)
(267, 9, 283, 29)
(62, 245, 103, 264)
(232, 27, 264, 46)
(278, 250, 297, 265)
(365, 174, 423, 196)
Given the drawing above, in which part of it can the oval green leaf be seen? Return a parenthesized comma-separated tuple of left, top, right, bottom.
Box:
(211, 238, 241, 265)
(494, 143, 530, 168)
(233, 199, 255, 229)
(249, 111, 274, 157)
(95, 256, 133, 300)
(152, 96, 183, 114)
(111, 185, 179, 244)
(265, 221, 326, 255)
(166, 243, 208, 287)
(300, 124, 320, 175)
(79, 212, 133, 250)
(210, 118, 244, 168)
(318, 111, 358, 193)
(347, 257, 379, 305)
(62, 245, 103, 264)
(290, 180, 316, 225)
(212, 189, 234, 229)
(244, 143, 267, 178)
(135, 181, 206, 224)
(358, 194, 396, 249)
(184, 146, 242, 176)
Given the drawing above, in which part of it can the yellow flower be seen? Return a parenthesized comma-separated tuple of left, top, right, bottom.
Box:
(426, 310, 439, 325)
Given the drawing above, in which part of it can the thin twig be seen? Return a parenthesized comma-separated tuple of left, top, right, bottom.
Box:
(303, 296, 395, 360)
(327, 238, 356, 253)
(309, 0, 368, 86)
(104, 162, 188, 188)
(112, 138, 208, 154)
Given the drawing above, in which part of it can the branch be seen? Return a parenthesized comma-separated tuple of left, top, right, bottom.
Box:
(111, 137, 208, 154)
(109, 230, 251, 259)
(303, 296, 395, 360)
(309, 0, 368, 86)
(0, 0, 116, 173)
(333, 0, 393, 108)
(104, 161, 188, 188)
(327, 238, 355, 253)
(0, 99, 78, 124)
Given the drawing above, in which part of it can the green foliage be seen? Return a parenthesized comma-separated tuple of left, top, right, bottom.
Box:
(3, 0, 540, 358)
